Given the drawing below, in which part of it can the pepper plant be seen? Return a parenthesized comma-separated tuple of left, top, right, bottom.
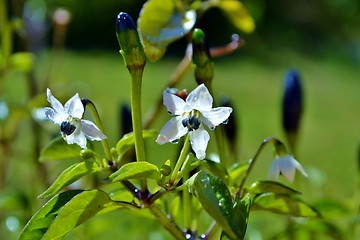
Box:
(17, 1, 319, 239)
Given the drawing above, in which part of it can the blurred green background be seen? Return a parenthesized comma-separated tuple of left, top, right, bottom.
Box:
(1, 0, 360, 239)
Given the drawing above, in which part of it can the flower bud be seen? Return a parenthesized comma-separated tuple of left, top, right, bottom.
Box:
(160, 165, 172, 176)
(116, 12, 146, 70)
(282, 69, 303, 153)
(192, 28, 213, 86)
(80, 149, 95, 160)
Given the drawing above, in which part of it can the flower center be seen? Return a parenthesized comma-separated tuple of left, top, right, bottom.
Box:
(60, 121, 76, 135)
(182, 116, 201, 131)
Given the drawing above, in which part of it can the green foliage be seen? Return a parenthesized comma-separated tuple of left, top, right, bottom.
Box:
(8, 52, 35, 73)
(116, 129, 157, 156)
(38, 161, 103, 199)
(138, 0, 196, 62)
(248, 180, 301, 196)
(253, 193, 320, 217)
(109, 162, 161, 182)
(19, 190, 125, 240)
(19, 190, 83, 240)
(210, 0, 255, 34)
(39, 136, 82, 162)
(189, 170, 249, 239)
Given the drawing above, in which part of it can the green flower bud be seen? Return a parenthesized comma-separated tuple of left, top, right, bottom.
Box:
(80, 149, 95, 160)
(192, 28, 214, 86)
(116, 12, 146, 70)
(160, 165, 172, 176)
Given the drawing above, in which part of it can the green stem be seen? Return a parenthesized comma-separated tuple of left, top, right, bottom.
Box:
(170, 134, 191, 185)
(130, 69, 147, 191)
(182, 171, 191, 230)
(148, 203, 185, 239)
(205, 221, 220, 240)
(236, 137, 279, 198)
(82, 99, 112, 166)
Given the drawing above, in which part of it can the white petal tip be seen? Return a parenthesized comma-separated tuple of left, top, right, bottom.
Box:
(195, 151, 206, 160)
(156, 135, 168, 145)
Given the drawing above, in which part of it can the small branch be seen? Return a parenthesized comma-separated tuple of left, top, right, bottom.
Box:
(148, 203, 185, 239)
(82, 98, 112, 165)
(169, 134, 191, 186)
(236, 137, 279, 198)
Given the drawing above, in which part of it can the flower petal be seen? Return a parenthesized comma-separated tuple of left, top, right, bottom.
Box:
(189, 125, 210, 160)
(201, 107, 232, 130)
(163, 90, 188, 115)
(64, 93, 84, 119)
(44, 107, 67, 125)
(156, 116, 188, 144)
(46, 88, 65, 113)
(268, 158, 281, 180)
(81, 120, 107, 141)
(292, 158, 308, 178)
(278, 156, 296, 182)
(63, 128, 87, 149)
(186, 84, 213, 111)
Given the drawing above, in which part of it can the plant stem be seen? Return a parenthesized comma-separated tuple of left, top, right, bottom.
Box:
(236, 137, 278, 198)
(148, 203, 185, 239)
(82, 99, 112, 166)
(130, 69, 147, 191)
(170, 134, 191, 185)
(182, 171, 191, 230)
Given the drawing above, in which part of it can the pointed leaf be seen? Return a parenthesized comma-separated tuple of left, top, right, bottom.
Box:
(138, 0, 196, 62)
(42, 190, 120, 240)
(38, 161, 103, 199)
(214, 0, 255, 34)
(248, 181, 301, 196)
(253, 193, 320, 217)
(39, 136, 82, 162)
(109, 162, 161, 182)
(190, 170, 237, 239)
(116, 130, 157, 156)
(230, 195, 251, 239)
(18, 190, 83, 240)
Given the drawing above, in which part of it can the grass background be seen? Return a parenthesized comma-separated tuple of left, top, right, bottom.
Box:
(3, 47, 359, 239)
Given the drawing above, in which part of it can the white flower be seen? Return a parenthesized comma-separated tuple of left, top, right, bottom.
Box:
(44, 88, 106, 148)
(156, 84, 232, 160)
(268, 155, 308, 183)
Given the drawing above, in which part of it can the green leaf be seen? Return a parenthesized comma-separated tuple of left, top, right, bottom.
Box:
(230, 195, 251, 239)
(228, 162, 249, 183)
(138, 0, 196, 62)
(253, 193, 320, 217)
(39, 136, 82, 162)
(190, 170, 238, 239)
(18, 190, 83, 240)
(213, 0, 255, 34)
(9, 52, 35, 72)
(200, 159, 229, 181)
(38, 161, 103, 199)
(42, 190, 119, 240)
(248, 181, 301, 196)
(116, 130, 157, 156)
(109, 162, 161, 182)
